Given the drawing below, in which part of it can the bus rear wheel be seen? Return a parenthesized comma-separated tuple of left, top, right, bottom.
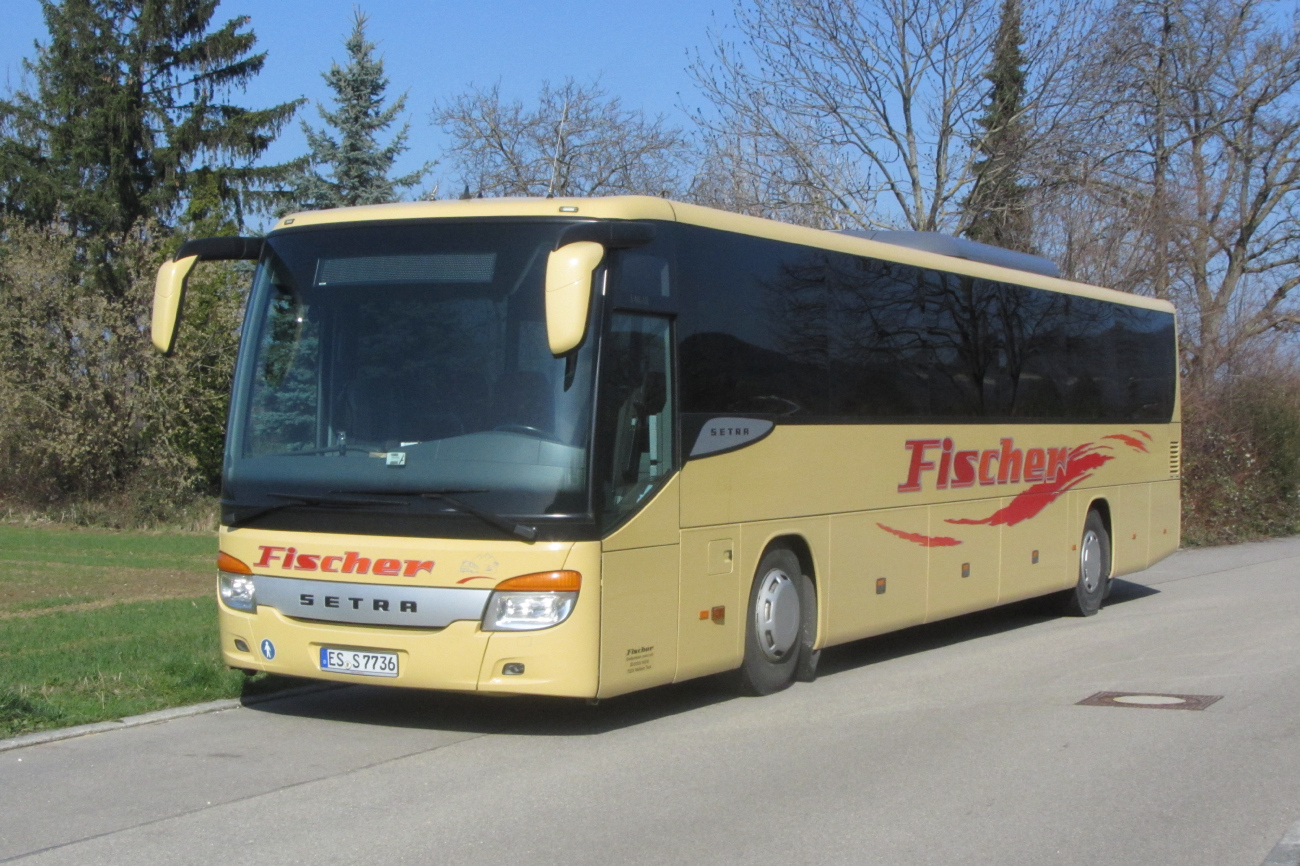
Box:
(739, 547, 806, 695)
(1063, 510, 1110, 617)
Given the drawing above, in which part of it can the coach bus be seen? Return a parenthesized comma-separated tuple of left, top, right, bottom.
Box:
(152, 196, 1179, 698)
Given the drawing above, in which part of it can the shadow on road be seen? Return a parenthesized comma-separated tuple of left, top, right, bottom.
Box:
(245, 578, 1161, 736)
(819, 577, 1160, 678)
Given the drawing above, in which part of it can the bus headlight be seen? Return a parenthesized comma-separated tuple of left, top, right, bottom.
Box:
(481, 571, 580, 632)
(219, 573, 257, 612)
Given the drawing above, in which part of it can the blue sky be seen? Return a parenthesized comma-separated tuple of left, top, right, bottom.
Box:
(1, 1, 727, 195)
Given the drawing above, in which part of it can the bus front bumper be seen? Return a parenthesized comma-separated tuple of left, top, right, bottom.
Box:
(218, 547, 601, 698)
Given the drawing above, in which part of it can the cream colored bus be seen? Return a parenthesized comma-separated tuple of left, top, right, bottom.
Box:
(153, 196, 1180, 698)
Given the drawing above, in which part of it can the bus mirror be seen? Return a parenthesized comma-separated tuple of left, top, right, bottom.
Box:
(151, 255, 199, 354)
(151, 236, 265, 355)
(545, 241, 605, 356)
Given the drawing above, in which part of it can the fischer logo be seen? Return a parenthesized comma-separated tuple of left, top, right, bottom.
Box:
(253, 546, 433, 578)
(899, 437, 1070, 493)
(878, 430, 1153, 547)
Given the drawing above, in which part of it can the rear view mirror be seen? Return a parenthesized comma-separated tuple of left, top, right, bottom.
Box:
(152, 237, 264, 355)
(151, 255, 199, 354)
(545, 241, 605, 356)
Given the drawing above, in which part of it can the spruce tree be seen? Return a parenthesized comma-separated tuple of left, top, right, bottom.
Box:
(292, 10, 430, 210)
(963, 0, 1032, 252)
(0, 0, 302, 246)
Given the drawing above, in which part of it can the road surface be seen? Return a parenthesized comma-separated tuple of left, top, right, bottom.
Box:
(4, 537, 1300, 865)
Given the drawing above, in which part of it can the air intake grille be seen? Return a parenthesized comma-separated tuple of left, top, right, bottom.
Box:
(1169, 441, 1181, 478)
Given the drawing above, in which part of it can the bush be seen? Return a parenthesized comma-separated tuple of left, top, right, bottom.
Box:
(1181, 374, 1300, 545)
(0, 219, 244, 525)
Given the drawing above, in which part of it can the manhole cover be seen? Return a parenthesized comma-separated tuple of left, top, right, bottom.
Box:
(1077, 691, 1222, 710)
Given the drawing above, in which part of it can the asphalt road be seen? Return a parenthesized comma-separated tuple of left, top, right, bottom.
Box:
(4, 537, 1300, 866)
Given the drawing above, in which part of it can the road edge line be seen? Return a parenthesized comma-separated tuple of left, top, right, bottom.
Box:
(0, 683, 344, 753)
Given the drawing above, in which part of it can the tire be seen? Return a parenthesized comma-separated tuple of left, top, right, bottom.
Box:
(739, 547, 805, 695)
(1063, 510, 1110, 617)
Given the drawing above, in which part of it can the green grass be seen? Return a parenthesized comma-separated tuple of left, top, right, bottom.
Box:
(0, 524, 214, 613)
(0, 596, 299, 738)
(0, 525, 303, 738)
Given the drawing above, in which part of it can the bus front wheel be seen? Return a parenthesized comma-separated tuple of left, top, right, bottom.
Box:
(739, 547, 807, 695)
(1063, 510, 1110, 617)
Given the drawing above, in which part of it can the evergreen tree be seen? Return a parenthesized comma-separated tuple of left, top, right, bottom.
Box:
(963, 0, 1033, 252)
(292, 10, 430, 210)
(0, 0, 302, 247)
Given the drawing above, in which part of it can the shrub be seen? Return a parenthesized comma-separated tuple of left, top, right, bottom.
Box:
(1181, 374, 1300, 545)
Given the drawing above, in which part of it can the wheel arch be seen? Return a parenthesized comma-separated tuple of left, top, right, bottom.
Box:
(763, 533, 817, 592)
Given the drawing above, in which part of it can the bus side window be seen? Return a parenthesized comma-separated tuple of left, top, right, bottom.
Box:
(598, 314, 675, 524)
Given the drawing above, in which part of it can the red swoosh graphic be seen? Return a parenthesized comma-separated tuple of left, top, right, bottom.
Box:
(1135, 429, 1153, 441)
(456, 575, 493, 584)
(876, 522, 962, 547)
(1102, 433, 1149, 453)
(945, 442, 1115, 528)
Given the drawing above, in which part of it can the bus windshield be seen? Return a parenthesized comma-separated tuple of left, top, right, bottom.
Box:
(223, 221, 596, 524)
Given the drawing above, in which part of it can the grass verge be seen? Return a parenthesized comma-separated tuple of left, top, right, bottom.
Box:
(0, 524, 304, 739)
(0, 596, 301, 739)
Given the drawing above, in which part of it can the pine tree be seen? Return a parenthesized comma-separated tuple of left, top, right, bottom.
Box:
(0, 0, 302, 245)
(963, 0, 1032, 252)
(292, 10, 430, 210)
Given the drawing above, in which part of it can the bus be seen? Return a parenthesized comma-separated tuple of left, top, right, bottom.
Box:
(152, 196, 1180, 698)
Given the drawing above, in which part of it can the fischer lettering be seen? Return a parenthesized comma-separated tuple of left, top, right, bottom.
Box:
(899, 437, 1070, 493)
(253, 546, 434, 578)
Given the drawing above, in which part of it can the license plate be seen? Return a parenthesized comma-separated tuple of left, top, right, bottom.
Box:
(319, 647, 399, 677)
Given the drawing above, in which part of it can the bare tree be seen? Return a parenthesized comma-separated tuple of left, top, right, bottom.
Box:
(688, 0, 1090, 232)
(434, 79, 689, 198)
(1048, 0, 1300, 385)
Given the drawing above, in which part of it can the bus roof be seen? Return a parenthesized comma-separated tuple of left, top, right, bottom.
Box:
(272, 196, 1175, 315)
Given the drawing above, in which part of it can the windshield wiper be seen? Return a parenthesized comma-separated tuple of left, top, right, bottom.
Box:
(422, 491, 538, 542)
(347, 488, 537, 542)
(223, 492, 409, 528)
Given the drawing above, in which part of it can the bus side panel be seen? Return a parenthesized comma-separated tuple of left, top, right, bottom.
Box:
(997, 492, 1070, 604)
(598, 545, 680, 698)
(826, 508, 928, 645)
(1116, 484, 1152, 576)
(926, 502, 999, 622)
(1148, 479, 1181, 564)
(676, 526, 744, 681)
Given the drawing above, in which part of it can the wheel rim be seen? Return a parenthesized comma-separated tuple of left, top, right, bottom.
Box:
(754, 568, 800, 661)
(1080, 529, 1102, 593)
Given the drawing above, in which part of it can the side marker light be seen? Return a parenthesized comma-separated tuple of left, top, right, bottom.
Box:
(876, 578, 887, 595)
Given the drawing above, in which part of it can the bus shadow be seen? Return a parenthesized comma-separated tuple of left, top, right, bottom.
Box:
(246, 579, 1160, 735)
(817, 578, 1160, 678)
(244, 670, 739, 737)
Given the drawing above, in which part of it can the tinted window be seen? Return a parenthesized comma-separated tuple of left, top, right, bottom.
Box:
(675, 225, 1176, 426)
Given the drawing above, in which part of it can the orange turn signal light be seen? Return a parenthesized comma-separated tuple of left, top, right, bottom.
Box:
(217, 551, 252, 574)
(494, 570, 581, 592)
